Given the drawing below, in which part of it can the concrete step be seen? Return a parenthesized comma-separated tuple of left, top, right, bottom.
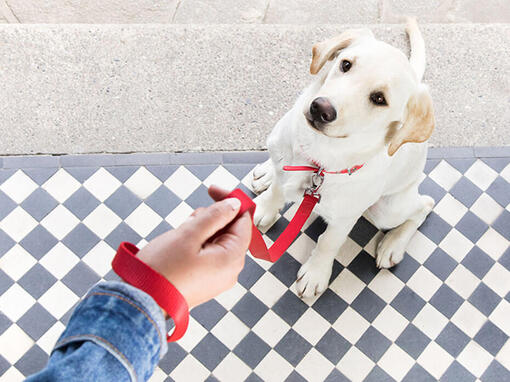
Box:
(0, 23, 508, 154)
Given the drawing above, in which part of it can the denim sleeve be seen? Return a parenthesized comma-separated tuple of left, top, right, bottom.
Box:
(26, 281, 168, 382)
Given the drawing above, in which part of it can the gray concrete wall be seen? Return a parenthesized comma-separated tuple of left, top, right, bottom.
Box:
(0, 24, 508, 154)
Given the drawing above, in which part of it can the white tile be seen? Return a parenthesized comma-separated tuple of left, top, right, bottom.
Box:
(364, 231, 384, 257)
(417, 341, 454, 379)
(378, 343, 415, 381)
(40, 204, 80, 240)
(38, 281, 79, 319)
(477, 228, 509, 261)
(0, 170, 37, 203)
(336, 237, 362, 267)
(125, 203, 163, 237)
(82, 204, 121, 239)
(0, 324, 34, 364)
(471, 193, 504, 225)
(0, 366, 25, 382)
(83, 168, 122, 202)
(293, 309, 331, 346)
(177, 316, 208, 352)
(210, 312, 250, 350)
(295, 348, 334, 382)
(496, 339, 510, 371)
(489, 300, 510, 336)
(330, 269, 365, 304)
(372, 305, 408, 342)
(213, 353, 251, 382)
(438, 229, 473, 263)
(501, 163, 510, 182)
(337, 346, 375, 381)
(214, 282, 246, 311)
(406, 231, 436, 264)
(170, 354, 210, 382)
(0, 283, 36, 321)
(0, 244, 36, 281)
(445, 265, 480, 299)
(165, 201, 194, 229)
(332, 307, 370, 344)
(252, 310, 290, 348)
(42, 168, 80, 203)
(0, 207, 38, 242)
(148, 367, 168, 382)
(249, 272, 287, 308)
(406, 267, 442, 301)
(164, 166, 201, 200)
(287, 232, 317, 264)
(465, 160, 499, 191)
(451, 301, 487, 337)
(483, 263, 510, 298)
(412, 303, 448, 340)
(428, 160, 462, 191)
(434, 193, 468, 226)
(367, 269, 405, 303)
(203, 166, 240, 190)
(124, 167, 162, 199)
(39, 242, 80, 279)
(457, 340, 493, 378)
(254, 350, 293, 382)
(82, 241, 116, 277)
(37, 321, 65, 354)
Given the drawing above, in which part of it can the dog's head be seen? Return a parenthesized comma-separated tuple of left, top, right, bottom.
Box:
(304, 28, 434, 156)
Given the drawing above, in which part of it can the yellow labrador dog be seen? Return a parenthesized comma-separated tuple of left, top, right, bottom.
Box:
(252, 18, 435, 298)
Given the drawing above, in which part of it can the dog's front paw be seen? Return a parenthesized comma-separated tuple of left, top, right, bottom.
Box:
(253, 196, 279, 229)
(251, 161, 273, 194)
(296, 256, 333, 298)
(376, 230, 406, 269)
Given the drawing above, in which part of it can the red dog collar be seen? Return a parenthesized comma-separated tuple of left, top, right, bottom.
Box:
(112, 242, 189, 342)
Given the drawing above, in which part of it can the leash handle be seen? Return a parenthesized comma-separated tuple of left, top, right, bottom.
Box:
(112, 242, 189, 342)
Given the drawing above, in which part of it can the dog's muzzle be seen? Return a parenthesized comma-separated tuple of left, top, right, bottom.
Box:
(308, 97, 337, 129)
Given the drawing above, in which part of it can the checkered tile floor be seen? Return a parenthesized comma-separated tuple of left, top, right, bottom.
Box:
(0, 150, 510, 382)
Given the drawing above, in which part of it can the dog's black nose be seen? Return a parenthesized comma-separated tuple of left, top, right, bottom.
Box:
(310, 97, 337, 123)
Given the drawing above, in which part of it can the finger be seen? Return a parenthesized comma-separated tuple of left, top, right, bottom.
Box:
(203, 211, 252, 259)
(183, 198, 242, 243)
(208, 185, 231, 202)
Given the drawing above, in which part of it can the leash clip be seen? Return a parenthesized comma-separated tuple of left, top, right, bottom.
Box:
(305, 167, 324, 202)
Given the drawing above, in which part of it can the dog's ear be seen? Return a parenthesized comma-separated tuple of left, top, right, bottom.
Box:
(310, 29, 373, 75)
(388, 84, 435, 156)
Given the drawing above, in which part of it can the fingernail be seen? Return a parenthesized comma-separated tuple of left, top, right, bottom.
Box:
(225, 198, 241, 211)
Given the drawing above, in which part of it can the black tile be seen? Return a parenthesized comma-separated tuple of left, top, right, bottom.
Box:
(104, 186, 141, 219)
(18, 264, 57, 299)
(456, 211, 488, 243)
(63, 187, 101, 220)
(364, 366, 395, 382)
(233, 332, 270, 369)
(440, 361, 475, 382)
(315, 328, 351, 364)
(348, 250, 379, 284)
(429, 285, 464, 319)
(103, 269, 121, 282)
(237, 256, 265, 289)
(493, 210, 510, 241)
(0, 312, 11, 336)
(418, 211, 451, 244)
(62, 262, 101, 296)
(468, 282, 501, 316)
(351, 288, 386, 323)
(185, 185, 214, 209)
(402, 363, 436, 382)
(285, 371, 307, 382)
(324, 369, 350, 382)
(304, 217, 328, 242)
(435, 322, 470, 358)
(0, 229, 15, 257)
(186, 165, 218, 181)
(268, 253, 301, 288)
(245, 372, 264, 382)
(14, 345, 48, 377)
(481, 360, 510, 382)
(391, 286, 426, 321)
(311, 289, 348, 324)
(146, 220, 173, 241)
(105, 222, 142, 249)
(190, 333, 229, 371)
(419, 177, 447, 204)
(395, 324, 430, 359)
(23, 167, 58, 185)
(223, 151, 268, 164)
(0, 190, 16, 220)
(356, 326, 391, 362)
(500, 247, 510, 271)
(424, 159, 440, 174)
(20, 188, 58, 221)
(486, 176, 510, 208)
(446, 158, 476, 174)
(390, 252, 421, 283)
(231, 292, 268, 328)
(104, 166, 139, 182)
(63, 167, 98, 183)
(349, 217, 379, 247)
(19, 225, 58, 260)
(423, 248, 458, 281)
(474, 321, 509, 356)
(190, 299, 227, 331)
(462, 246, 496, 279)
(449, 177, 482, 208)
(274, 329, 312, 367)
(17, 303, 57, 340)
(480, 157, 510, 172)
(60, 302, 79, 326)
(0, 269, 13, 296)
(62, 223, 101, 258)
(204, 375, 220, 382)
(266, 216, 291, 242)
(272, 290, 308, 326)
(0, 354, 9, 376)
(145, 186, 181, 217)
(146, 165, 178, 182)
(223, 164, 255, 179)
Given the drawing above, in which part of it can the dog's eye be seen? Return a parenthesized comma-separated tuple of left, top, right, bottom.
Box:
(370, 92, 387, 106)
(340, 60, 352, 73)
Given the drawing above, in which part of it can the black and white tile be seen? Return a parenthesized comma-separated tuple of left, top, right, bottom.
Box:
(0, 149, 509, 381)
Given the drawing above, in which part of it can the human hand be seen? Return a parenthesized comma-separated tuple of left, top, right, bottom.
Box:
(137, 185, 252, 309)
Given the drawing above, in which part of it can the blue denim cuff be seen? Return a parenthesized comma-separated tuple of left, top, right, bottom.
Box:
(54, 281, 168, 382)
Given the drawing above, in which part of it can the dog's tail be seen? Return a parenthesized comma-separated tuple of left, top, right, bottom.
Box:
(406, 17, 426, 82)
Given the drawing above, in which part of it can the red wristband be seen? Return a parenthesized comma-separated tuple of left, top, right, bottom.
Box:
(112, 242, 189, 342)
